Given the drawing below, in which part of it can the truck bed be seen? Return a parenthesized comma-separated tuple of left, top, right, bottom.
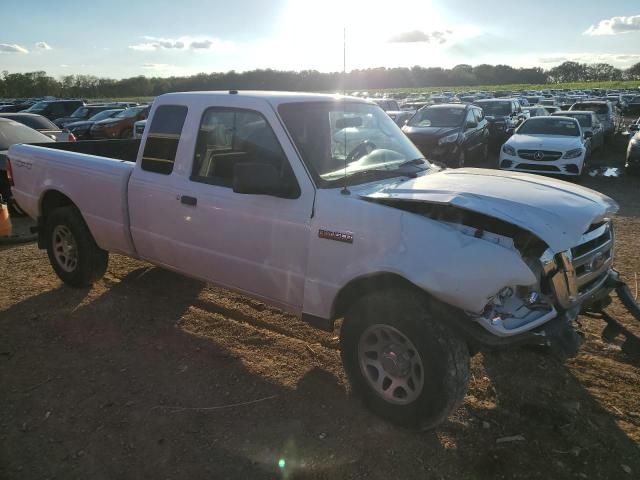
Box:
(32, 139, 141, 162)
(8, 142, 138, 256)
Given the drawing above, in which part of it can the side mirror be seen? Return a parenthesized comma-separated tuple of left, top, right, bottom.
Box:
(584, 131, 593, 139)
(466, 121, 477, 130)
(232, 162, 297, 198)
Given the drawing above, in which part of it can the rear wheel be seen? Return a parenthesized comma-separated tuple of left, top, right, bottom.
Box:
(45, 206, 108, 287)
(455, 148, 465, 168)
(340, 288, 470, 430)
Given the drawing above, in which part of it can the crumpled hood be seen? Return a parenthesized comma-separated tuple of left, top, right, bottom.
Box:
(359, 168, 618, 253)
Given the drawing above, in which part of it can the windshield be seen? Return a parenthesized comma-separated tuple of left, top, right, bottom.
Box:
(71, 107, 90, 118)
(573, 103, 608, 115)
(558, 113, 591, 127)
(0, 120, 54, 149)
(408, 107, 465, 127)
(517, 117, 580, 136)
(25, 101, 47, 113)
(115, 107, 146, 119)
(89, 109, 122, 121)
(475, 102, 511, 116)
(278, 101, 427, 186)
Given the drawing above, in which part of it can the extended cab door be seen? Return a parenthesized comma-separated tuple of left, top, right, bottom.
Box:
(128, 98, 315, 314)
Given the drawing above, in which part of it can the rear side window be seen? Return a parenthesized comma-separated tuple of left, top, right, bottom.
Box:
(141, 105, 188, 175)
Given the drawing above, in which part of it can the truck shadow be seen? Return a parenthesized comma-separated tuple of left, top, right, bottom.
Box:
(1, 266, 639, 479)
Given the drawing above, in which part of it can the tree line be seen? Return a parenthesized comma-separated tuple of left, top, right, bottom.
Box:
(1, 61, 639, 99)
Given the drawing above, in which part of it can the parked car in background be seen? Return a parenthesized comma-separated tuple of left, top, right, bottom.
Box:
(54, 104, 119, 128)
(90, 105, 149, 139)
(65, 109, 125, 140)
(569, 101, 616, 142)
(0, 118, 54, 214)
(373, 99, 400, 111)
(626, 130, 640, 174)
(522, 105, 549, 117)
(544, 106, 561, 114)
(473, 99, 525, 149)
(133, 119, 147, 139)
(0, 113, 76, 142)
(551, 110, 604, 155)
(499, 116, 588, 176)
(624, 96, 640, 117)
(402, 103, 489, 167)
(0, 100, 35, 112)
(24, 100, 85, 121)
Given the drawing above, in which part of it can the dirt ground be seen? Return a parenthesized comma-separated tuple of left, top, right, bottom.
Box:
(1, 137, 639, 479)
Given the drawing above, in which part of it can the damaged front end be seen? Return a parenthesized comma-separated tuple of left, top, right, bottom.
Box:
(364, 196, 620, 357)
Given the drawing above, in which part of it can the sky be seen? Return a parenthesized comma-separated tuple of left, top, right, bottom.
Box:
(1, 0, 639, 79)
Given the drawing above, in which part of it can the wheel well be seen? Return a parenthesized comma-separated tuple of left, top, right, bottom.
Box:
(332, 273, 421, 320)
(40, 190, 75, 222)
(38, 191, 77, 248)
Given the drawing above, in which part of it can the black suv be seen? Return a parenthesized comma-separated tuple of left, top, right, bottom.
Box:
(402, 103, 489, 168)
(24, 99, 85, 121)
(473, 99, 525, 148)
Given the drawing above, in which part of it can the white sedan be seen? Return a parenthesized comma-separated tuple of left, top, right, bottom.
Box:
(499, 116, 589, 176)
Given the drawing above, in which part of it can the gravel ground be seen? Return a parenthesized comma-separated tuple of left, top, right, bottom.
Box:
(0, 136, 639, 479)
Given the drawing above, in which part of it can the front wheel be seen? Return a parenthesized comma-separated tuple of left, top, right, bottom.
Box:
(45, 206, 108, 287)
(340, 289, 470, 430)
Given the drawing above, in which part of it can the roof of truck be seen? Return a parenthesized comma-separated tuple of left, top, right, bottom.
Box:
(158, 91, 370, 106)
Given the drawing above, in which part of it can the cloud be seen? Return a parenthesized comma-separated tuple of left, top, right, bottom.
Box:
(0, 43, 28, 54)
(389, 29, 451, 44)
(584, 14, 640, 35)
(35, 41, 52, 50)
(129, 36, 232, 51)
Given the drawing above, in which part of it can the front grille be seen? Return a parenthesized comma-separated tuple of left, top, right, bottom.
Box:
(570, 222, 613, 296)
(545, 221, 614, 309)
(516, 163, 561, 172)
(518, 149, 563, 161)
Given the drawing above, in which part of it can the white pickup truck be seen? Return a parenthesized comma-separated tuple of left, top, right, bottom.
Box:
(8, 91, 620, 429)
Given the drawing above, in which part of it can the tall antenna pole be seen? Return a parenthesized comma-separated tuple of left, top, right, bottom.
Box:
(341, 26, 350, 195)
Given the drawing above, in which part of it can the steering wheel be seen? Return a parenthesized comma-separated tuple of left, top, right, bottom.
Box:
(346, 140, 377, 163)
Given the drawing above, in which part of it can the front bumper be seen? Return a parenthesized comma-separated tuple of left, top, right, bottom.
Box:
(499, 151, 585, 176)
(410, 139, 460, 165)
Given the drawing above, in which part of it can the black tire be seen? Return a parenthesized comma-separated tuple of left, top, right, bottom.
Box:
(481, 143, 489, 163)
(45, 206, 108, 287)
(455, 148, 465, 168)
(340, 288, 470, 430)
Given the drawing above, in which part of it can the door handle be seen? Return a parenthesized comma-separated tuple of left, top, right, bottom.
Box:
(180, 195, 197, 206)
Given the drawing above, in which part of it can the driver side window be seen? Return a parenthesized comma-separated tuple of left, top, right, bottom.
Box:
(191, 108, 296, 189)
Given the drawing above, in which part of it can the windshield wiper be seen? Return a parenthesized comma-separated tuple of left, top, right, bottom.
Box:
(397, 158, 427, 168)
(330, 168, 419, 186)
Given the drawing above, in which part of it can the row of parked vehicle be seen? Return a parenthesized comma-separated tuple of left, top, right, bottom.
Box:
(376, 96, 637, 177)
(0, 98, 150, 141)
